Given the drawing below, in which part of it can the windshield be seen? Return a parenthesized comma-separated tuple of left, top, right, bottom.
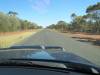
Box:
(0, 0, 100, 68)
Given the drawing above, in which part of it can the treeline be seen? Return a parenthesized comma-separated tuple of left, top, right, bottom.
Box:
(47, 21, 69, 32)
(0, 11, 42, 32)
(47, 2, 100, 34)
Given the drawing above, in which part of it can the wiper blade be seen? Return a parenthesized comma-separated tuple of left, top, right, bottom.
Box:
(0, 58, 100, 75)
(0, 45, 65, 51)
(0, 59, 70, 73)
(0, 45, 43, 50)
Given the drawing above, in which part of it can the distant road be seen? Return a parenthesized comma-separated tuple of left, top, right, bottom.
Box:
(15, 29, 100, 66)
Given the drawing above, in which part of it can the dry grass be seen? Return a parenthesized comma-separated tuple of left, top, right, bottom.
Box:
(71, 33, 100, 40)
(0, 30, 39, 48)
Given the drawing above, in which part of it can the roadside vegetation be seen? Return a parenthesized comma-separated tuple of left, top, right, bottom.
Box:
(0, 11, 42, 48)
(47, 2, 100, 45)
(0, 31, 37, 48)
(0, 11, 42, 32)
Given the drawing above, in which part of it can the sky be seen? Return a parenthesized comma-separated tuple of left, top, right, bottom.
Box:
(0, 0, 99, 27)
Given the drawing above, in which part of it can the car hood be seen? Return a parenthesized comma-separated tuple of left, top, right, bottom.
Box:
(0, 49, 94, 66)
(27, 50, 94, 65)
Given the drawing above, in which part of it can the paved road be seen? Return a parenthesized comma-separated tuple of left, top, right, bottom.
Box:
(15, 29, 100, 66)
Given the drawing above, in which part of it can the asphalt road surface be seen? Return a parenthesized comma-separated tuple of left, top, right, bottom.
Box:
(15, 29, 100, 66)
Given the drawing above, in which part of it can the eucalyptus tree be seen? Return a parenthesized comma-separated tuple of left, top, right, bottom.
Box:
(86, 2, 100, 33)
(8, 11, 18, 16)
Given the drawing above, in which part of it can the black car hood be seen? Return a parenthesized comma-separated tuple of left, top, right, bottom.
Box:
(0, 49, 94, 66)
(27, 50, 94, 65)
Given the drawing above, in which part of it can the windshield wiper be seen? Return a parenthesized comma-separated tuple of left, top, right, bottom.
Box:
(0, 45, 43, 50)
(0, 45, 65, 51)
(0, 58, 100, 75)
(0, 59, 70, 73)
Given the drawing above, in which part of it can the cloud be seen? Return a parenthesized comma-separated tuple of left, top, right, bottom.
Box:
(29, 0, 51, 14)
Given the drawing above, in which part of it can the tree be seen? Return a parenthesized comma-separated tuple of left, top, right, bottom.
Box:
(46, 24, 56, 29)
(71, 16, 86, 32)
(86, 2, 100, 33)
(56, 21, 68, 31)
(20, 20, 41, 30)
(69, 2, 100, 33)
(8, 11, 18, 16)
(47, 21, 69, 32)
(9, 16, 20, 31)
(86, 2, 100, 13)
(0, 12, 11, 32)
(71, 13, 77, 20)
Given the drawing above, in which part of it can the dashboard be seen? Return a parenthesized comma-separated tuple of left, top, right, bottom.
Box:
(0, 66, 90, 75)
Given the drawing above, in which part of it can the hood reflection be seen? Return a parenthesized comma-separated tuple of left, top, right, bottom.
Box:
(26, 50, 54, 59)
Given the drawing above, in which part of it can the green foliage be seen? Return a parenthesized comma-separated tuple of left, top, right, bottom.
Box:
(20, 20, 41, 30)
(71, 13, 77, 19)
(85, 5, 100, 33)
(70, 16, 86, 32)
(47, 2, 100, 34)
(9, 16, 20, 31)
(47, 24, 56, 29)
(70, 12, 100, 33)
(0, 12, 11, 32)
(0, 11, 41, 32)
(8, 11, 18, 16)
(47, 21, 69, 32)
(86, 2, 100, 13)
